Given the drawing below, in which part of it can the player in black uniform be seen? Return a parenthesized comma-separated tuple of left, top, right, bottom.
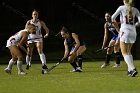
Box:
(60, 26, 86, 72)
(101, 12, 121, 68)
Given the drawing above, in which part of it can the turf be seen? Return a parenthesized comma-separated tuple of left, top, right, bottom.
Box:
(0, 60, 140, 93)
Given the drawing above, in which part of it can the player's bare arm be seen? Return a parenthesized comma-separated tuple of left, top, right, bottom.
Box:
(63, 40, 69, 58)
(113, 22, 120, 33)
(71, 33, 80, 53)
(18, 32, 28, 53)
(102, 23, 108, 48)
(40, 20, 49, 38)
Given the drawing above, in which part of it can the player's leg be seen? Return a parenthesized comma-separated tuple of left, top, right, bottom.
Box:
(9, 46, 26, 74)
(26, 43, 34, 69)
(69, 53, 77, 70)
(120, 42, 137, 77)
(101, 40, 115, 68)
(15, 47, 27, 74)
(36, 42, 48, 73)
(5, 46, 17, 74)
(113, 39, 121, 67)
(68, 51, 82, 72)
(76, 45, 86, 69)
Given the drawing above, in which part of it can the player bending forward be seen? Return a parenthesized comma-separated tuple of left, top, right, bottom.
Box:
(60, 26, 86, 72)
(4, 24, 36, 75)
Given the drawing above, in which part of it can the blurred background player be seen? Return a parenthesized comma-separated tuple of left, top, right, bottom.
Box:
(112, 0, 140, 77)
(25, 9, 49, 73)
(4, 24, 36, 75)
(101, 12, 121, 68)
(60, 26, 86, 72)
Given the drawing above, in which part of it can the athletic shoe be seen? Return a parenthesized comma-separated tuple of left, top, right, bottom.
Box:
(101, 63, 110, 68)
(4, 68, 11, 74)
(70, 69, 76, 72)
(70, 67, 82, 72)
(127, 71, 131, 77)
(42, 69, 48, 74)
(112, 64, 121, 68)
(130, 69, 138, 77)
(76, 67, 82, 72)
(18, 71, 27, 75)
(42, 65, 48, 69)
(42, 65, 48, 74)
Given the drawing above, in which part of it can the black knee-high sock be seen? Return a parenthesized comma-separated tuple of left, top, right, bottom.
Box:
(115, 52, 121, 64)
(105, 54, 111, 64)
(77, 55, 83, 68)
(70, 61, 78, 69)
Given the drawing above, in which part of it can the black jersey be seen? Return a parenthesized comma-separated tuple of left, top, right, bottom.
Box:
(66, 33, 85, 48)
(106, 22, 118, 36)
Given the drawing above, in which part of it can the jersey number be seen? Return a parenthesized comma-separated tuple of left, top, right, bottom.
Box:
(125, 16, 133, 25)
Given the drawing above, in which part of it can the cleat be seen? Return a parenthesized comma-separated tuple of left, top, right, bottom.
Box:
(18, 71, 27, 75)
(112, 64, 121, 68)
(76, 67, 82, 72)
(42, 65, 48, 69)
(42, 69, 48, 74)
(70, 67, 82, 72)
(42, 65, 48, 74)
(127, 71, 131, 77)
(130, 69, 138, 77)
(4, 68, 11, 74)
(70, 69, 76, 72)
(101, 63, 110, 68)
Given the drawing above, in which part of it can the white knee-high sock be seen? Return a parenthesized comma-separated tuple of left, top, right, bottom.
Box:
(26, 55, 31, 66)
(39, 53, 46, 65)
(7, 59, 16, 70)
(129, 55, 135, 70)
(124, 55, 135, 71)
(17, 61, 23, 72)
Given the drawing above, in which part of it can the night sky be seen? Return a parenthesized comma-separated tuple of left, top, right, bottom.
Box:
(0, 0, 140, 57)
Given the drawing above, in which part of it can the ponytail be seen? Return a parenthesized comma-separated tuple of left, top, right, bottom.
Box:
(128, 0, 134, 17)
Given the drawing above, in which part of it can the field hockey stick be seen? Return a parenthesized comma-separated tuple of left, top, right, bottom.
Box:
(47, 58, 65, 73)
(96, 45, 114, 53)
(46, 42, 76, 73)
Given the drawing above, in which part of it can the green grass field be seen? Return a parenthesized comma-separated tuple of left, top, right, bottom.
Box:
(0, 60, 140, 93)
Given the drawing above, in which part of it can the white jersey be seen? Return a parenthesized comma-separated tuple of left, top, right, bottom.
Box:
(6, 29, 27, 47)
(27, 19, 43, 43)
(29, 19, 42, 36)
(112, 4, 140, 43)
(112, 5, 140, 27)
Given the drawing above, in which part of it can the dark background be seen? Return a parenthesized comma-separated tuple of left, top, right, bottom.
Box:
(0, 0, 140, 62)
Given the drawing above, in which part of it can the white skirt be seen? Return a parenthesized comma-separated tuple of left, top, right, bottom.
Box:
(120, 25, 137, 43)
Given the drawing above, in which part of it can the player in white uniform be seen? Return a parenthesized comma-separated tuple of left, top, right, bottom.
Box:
(25, 9, 49, 73)
(5, 24, 36, 75)
(112, 0, 140, 77)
